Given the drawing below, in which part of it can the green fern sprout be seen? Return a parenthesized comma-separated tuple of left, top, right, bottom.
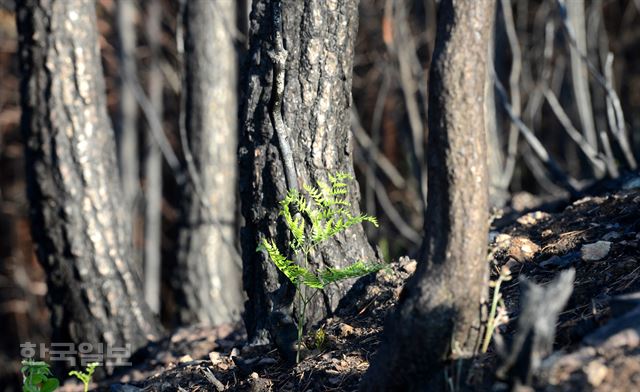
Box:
(21, 360, 59, 392)
(258, 172, 384, 362)
(69, 362, 99, 392)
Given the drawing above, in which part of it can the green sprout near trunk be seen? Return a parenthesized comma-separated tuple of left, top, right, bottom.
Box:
(69, 362, 99, 392)
(259, 172, 384, 362)
(21, 360, 59, 392)
(482, 266, 512, 353)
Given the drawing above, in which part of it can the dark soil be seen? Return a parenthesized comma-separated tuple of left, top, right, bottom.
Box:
(61, 185, 640, 391)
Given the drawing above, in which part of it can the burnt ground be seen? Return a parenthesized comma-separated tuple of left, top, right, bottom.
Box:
(59, 184, 640, 391)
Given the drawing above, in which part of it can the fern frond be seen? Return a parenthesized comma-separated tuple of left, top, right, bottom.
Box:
(280, 189, 309, 249)
(303, 183, 326, 208)
(329, 172, 352, 184)
(318, 181, 332, 201)
(259, 239, 316, 286)
(319, 261, 385, 286)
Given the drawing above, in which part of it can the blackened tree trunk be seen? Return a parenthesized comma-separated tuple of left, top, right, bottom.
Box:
(16, 0, 160, 371)
(361, 0, 494, 389)
(174, 0, 243, 325)
(239, 0, 377, 352)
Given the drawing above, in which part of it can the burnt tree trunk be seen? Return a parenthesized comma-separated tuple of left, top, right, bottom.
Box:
(361, 0, 494, 389)
(174, 0, 243, 325)
(239, 0, 377, 354)
(16, 0, 160, 371)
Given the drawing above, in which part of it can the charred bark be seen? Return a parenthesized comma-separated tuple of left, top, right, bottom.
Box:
(173, 0, 243, 325)
(16, 0, 160, 373)
(361, 0, 495, 389)
(239, 0, 377, 353)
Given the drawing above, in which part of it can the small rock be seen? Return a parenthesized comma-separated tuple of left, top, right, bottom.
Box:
(581, 241, 611, 261)
(334, 359, 349, 371)
(517, 211, 550, 226)
(399, 256, 417, 274)
(338, 323, 354, 338)
(209, 351, 222, 365)
(584, 360, 608, 387)
(402, 260, 417, 274)
(250, 372, 259, 379)
(509, 237, 540, 262)
(494, 234, 512, 248)
(178, 354, 193, 363)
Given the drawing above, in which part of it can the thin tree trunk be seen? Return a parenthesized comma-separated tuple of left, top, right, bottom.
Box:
(361, 0, 494, 389)
(239, 0, 377, 356)
(485, 13, 507, 207)
(16, 0, 160, 373)
(174, 0, 242, 325)
(116, 0, 140, 222)
(567, 0, 601, 177)
(143, 0, 163, 314)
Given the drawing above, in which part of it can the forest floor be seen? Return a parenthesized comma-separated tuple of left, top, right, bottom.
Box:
(63, 179, 640, 391)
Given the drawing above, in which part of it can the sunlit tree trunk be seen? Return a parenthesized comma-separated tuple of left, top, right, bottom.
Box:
(16, 0, 160, 373)
(173, 0, 243, 325)
(362, 0, 494, 389)
(115, 0, 140, 225)
(143, 0, 163, 314)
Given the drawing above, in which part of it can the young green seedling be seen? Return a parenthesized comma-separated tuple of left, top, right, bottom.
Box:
(259, 172, 384, 362)
(21, 360, 59, 392)
(69, 362, 99, 392)
(482, 265, 512, 353)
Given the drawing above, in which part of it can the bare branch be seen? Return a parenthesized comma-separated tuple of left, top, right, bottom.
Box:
(351, 109, 407, 189)
(565, 0, 598, 151)
(494, 75, 579, 196)
(556, 0, 637, 170)
(391, 0, 427, 205)
(542, 88, 606, 173)
(499, 0, 523, 189)
(604, 53, 637, 169)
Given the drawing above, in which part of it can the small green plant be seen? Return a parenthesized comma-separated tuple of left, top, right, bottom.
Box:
(481, 266, 512, 353)
(68, 362, 99, 392)
(314, 328, 327, 350)
(21, 360, 59, 392)
(259, 172, 384, 362)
